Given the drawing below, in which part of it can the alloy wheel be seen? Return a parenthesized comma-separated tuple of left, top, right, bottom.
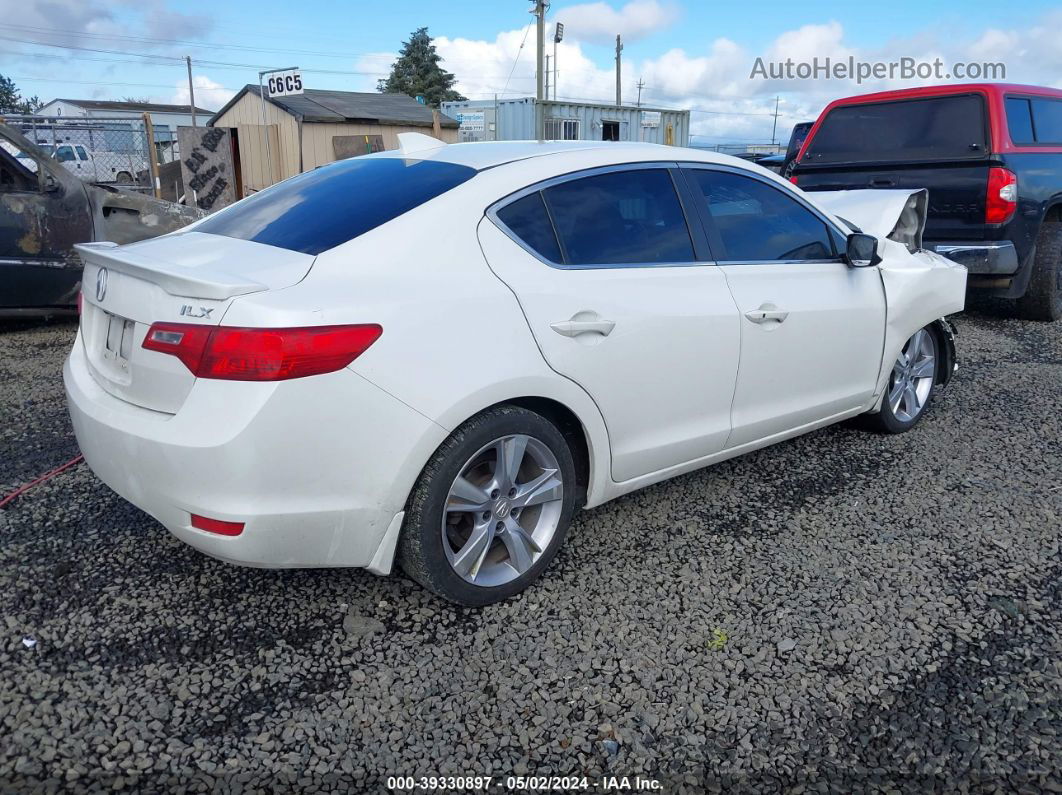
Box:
(441, 434, 565, 587)
(888, 328, 937, 423)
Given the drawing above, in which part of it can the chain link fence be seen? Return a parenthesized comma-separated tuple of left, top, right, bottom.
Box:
(0, 114, 180, 193)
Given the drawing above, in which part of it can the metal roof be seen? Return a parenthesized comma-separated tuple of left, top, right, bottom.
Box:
(47, 98, 215, 115)
(208, 85, 459, 128)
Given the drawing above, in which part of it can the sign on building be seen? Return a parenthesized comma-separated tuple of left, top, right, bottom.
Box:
(265, 69, 304, 98)
(177, 126, 237, 212)
(454, 110, 486, 133)
(640, 111, 661, 128)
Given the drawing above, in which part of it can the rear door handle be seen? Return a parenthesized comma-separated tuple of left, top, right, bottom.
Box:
(745, 307, 789, 324)
(869, 178, 895, 187)
(550, 318, 616, 337)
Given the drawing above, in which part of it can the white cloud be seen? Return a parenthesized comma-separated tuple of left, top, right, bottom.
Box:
(368, 8, 1062, 144)
(555, 0, 679, 44)
(170, 75, 234, 112)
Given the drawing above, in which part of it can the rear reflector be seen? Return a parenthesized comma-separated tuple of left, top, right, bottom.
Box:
(985, 167, 1017, 224)
(190, 514, 245, 536)
(143, 323, 382, 381)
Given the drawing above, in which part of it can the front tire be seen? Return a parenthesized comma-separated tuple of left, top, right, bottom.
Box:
(1016, 222, 1062, 322)
(862, 325, 940, 434)
(397, 405, 577, 606)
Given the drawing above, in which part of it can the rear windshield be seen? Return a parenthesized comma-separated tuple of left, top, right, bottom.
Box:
(802, 94, 987, 165)
(196, 156, 476, 255)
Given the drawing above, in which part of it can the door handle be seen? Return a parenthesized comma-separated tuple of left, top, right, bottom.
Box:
(744, 306, 789, 324)
(550, 318, 616, 337)
(869, 178, 895, 187)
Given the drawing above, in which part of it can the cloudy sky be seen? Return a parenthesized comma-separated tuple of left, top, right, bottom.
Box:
(1, 0, 1060, 145)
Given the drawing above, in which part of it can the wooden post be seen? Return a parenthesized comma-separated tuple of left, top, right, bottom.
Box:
(142, 112, 161, 199)
(432, 109, 442, 138)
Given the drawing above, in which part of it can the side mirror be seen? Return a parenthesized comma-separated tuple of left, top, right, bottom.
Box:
(845, 232, 882, 268)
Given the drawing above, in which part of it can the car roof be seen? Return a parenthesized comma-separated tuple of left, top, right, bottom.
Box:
(824, 83, 1062, 107)
(374, 139, 763, 171)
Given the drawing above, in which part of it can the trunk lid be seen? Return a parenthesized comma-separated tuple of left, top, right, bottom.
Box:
(76, 232, 315, 413)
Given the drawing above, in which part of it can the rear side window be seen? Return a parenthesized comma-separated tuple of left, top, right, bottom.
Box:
(1031, 98, 1062, 144)
(804, 95, 987, 164)
(687, 170, 833, 262)
(1006, 98, 1035, 144)
(541, 169, 694, 266)
(196, 157, 476, 255)
(495, 192, 562, 263)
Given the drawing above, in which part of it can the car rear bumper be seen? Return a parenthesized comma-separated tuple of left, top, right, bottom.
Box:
(63, 332, 447, 570)
(930, 241, 1019, 276)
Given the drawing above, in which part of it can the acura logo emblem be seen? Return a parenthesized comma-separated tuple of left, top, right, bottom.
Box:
(95, 268, 108, 302)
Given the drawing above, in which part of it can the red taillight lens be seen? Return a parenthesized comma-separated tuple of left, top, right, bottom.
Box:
(986, 167, 1017, 224)
(788, 175, 799, 185)
(190, 514, 244, 536)
(142, 323, 382, 381)
(77, 291, 83, 315)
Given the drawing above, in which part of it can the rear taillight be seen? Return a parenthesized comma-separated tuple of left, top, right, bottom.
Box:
(77, 291, 83, 315)
(143, 323, 382, 381)
(986, 167, 1017, 224)
(788, 175, 799, 185)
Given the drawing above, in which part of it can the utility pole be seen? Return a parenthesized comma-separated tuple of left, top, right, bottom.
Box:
(545, 54, 551, 102)
(771, 95, 780, 146)
(636, 78, 644, 107)
(615, 35, 623, 106)
(532, 0, 547, 140)
(186, 56, 197, 126)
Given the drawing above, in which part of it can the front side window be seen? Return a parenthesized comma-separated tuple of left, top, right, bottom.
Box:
(540, 169, 695, 266)
(55, 146, 75, 163)
(195, 156, 476, 255)
(687, 170, 833, 262)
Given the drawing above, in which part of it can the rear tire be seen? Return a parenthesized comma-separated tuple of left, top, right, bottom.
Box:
(861, 325, 940, 434)
(115, 171, 134, 185)
(397, 405, 576, 606)
(1016, 222, 1062, 322)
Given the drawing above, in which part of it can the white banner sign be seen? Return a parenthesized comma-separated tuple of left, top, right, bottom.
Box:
(266, 70, 304, 98)
(455, 111, 486, 132)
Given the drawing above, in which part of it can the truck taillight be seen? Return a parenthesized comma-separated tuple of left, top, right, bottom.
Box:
(142, 323, 382, 381)
(788, 175, 799, 185)
(986, 167, 1017, 224)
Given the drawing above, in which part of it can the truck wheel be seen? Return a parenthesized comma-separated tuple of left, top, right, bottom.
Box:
(1016, 222, 1062, 322)
(115, 171, 133, 185)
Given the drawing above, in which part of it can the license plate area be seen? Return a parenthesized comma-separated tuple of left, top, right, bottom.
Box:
(100, 311, 136, 372)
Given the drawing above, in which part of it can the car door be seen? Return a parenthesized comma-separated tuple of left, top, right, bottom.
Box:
(478, 164, 741, 483)
(1, 133, 95, 311)
(681, 165, 886, 448)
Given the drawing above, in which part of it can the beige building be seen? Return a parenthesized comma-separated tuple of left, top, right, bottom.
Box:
(208, 86, 460, 193)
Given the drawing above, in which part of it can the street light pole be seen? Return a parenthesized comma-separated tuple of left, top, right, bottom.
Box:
(532, 0, 547, 140)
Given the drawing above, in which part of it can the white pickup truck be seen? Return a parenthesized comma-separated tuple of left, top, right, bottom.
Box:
(47, 143, 136, 184)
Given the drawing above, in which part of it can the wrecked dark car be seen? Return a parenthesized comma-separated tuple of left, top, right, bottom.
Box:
(0, 123, 203, 317)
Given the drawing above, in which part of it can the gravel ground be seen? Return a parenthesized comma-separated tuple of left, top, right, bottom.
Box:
(1, 306, 1060, 793)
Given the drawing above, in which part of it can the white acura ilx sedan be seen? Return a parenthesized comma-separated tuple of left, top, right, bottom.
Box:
(65, 136, 966, 605)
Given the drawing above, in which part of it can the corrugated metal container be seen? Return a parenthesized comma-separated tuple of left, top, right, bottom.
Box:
(442, 98, 690, 147)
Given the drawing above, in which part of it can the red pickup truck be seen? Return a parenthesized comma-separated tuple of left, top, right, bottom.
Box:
(792, 83, 1062, 320)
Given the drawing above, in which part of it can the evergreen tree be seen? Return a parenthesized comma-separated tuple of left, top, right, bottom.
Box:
(377, 28, 465, 107)
(0, 74, 40, 114)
